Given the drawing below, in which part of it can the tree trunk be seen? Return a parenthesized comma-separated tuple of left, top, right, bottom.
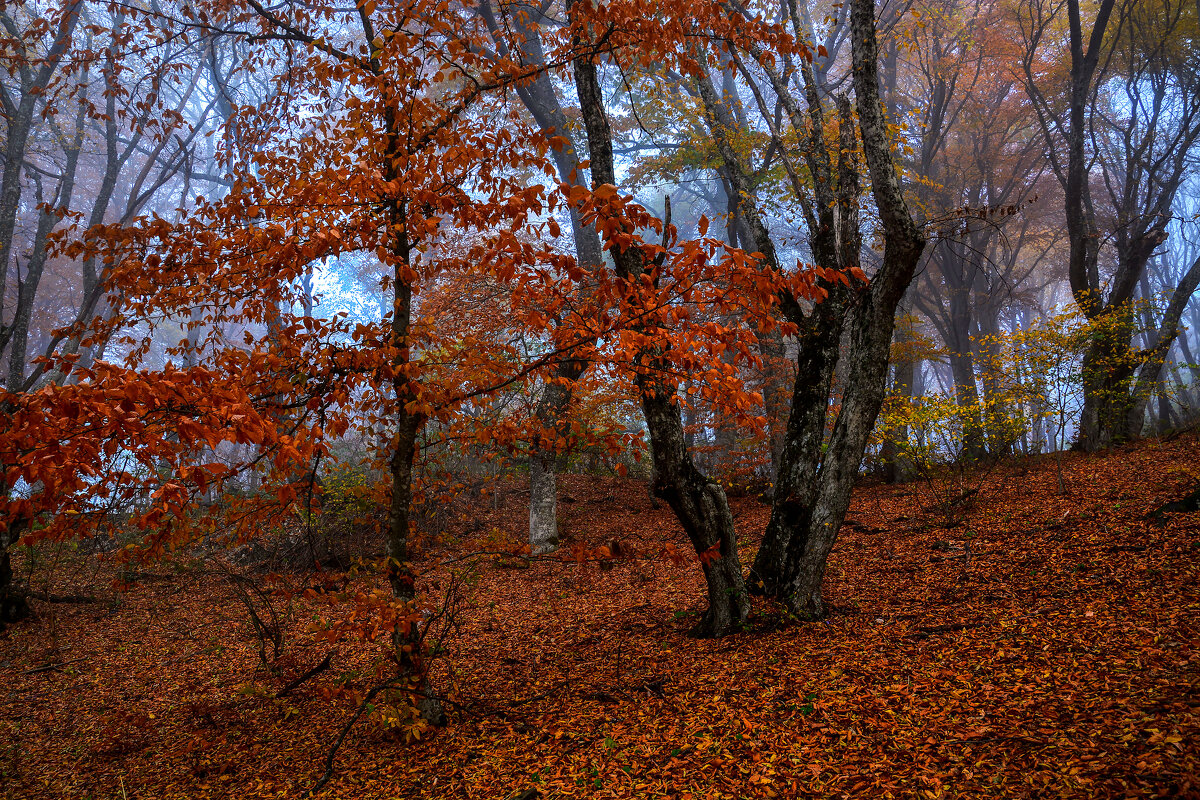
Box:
(381, 167, 442, 722)
(570, 22, 748, 635)
(384, 400, 443, 726)
(1078, 303, 1136, 449)
(734, 0, 927, 616)
(0, 4, 82, 323)
(476, 0, 603, 555)
(769, 0, 926, 617)
(0, 471, 30, 626)
(945, 263, 986, 459)
(528, 454, 558, 555)
(749, 320, 843, 599)
(6, 79, 86, 391)
(528, 360, 589, 554)
(881, 310, 918, 483)
(1125, 253, 1200, 437)
(0, 539, 29, 625)
(642, 384, 749, 636)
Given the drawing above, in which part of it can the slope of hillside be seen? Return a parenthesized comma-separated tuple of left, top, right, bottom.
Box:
(2, 434, 1197, 798)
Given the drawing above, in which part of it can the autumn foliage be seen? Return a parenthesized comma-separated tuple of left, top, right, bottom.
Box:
(1, 0, 1198, 794)
(2, 436, 1198, 797)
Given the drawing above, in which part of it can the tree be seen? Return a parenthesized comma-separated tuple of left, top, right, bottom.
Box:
(685, 0, 927, 618)
(0, 0, 225, 620)
(898, 0, 1051, 459)
(1020, 0, 1200, 449)
(559, 0, 926, 625)
(567, 5, 754, 635)
(474, 0, 606, 555)
(4, 0, 917, 647)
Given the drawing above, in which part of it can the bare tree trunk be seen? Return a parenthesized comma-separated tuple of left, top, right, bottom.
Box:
(945, 261, 986, 459)
(528, 360, 586, 554)
(881, 305, 918, 482)
(975, 309, 1012, 455)
(713, 0, 925, 616)
(1126, 253, 1200, 437)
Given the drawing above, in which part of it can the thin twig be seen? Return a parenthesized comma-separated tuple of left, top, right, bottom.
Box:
(276, 651, 334, 698)
(21, 657, 85, 675)
(304, 677, 401, 798)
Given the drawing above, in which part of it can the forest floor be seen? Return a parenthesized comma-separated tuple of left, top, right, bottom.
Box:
(2, 434, 1199, 799)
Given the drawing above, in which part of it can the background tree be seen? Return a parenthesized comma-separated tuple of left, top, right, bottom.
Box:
(1020, 0, 1200, 449)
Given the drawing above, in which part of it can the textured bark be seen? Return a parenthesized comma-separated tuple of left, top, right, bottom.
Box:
(528, 360, 588, 554)
(749, 321, 842, 598)
(571, 18, 747, 635)
(770, 0, 926, 617)
(642, 382, 749, 636)
(699, 0, 923, 616)
(528, 455, 558, 555)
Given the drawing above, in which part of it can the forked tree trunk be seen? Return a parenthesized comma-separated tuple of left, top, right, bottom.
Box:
(1125, 253, 1200, 438)
(749, 320, 843, 598)
(709, 0, 924, 617)
(757, 0, 927, 617)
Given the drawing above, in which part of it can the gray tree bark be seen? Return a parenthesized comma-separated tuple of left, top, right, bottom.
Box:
(699, 0, 925, 616)
(477, 0, 602, 554)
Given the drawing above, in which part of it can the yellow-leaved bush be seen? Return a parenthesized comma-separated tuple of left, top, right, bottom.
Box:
(872, 307, 1098, 470)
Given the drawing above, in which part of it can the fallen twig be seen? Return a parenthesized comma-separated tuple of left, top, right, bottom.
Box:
(304, 677, 401, 798)
(22, 657, 85, 675)
(276, 652, 334, 697)
(26, 591, 97, 604)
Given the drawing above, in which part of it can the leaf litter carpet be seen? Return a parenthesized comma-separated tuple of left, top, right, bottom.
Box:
(1, 436, 1197, 798)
